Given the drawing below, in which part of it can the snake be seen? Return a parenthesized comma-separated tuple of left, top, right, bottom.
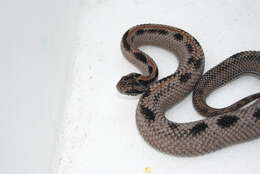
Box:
(116, 24, 260, 156)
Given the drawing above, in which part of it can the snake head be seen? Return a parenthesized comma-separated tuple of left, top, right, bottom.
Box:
(116, 73, 146, 96)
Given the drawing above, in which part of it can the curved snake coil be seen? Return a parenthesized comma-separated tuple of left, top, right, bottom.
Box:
(116, 24, 260, 156)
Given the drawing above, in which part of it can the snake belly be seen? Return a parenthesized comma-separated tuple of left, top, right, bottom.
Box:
(117, 24, 260, 156)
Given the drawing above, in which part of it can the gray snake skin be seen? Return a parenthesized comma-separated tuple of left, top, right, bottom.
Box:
(116, 24, 260, 156)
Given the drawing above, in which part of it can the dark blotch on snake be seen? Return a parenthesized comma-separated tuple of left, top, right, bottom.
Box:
(126, 89, 143, 95)
(194, 59, 202, 69)
(122, 30, 130, 51)
(142, 90, 150, 98)
(131, 36, 135, 43)
(159, 76, 168, 84)
(134, 52, 147, 63)
(230, 52, 240, 59)
(196, 89, 203, 95)
(148, 65, 153, 74)
(186, 43, 193, 53)
(244, 97, 252, 103)
(157, 29, 169, 35)
(138, 70, 158, 87)
(174, 33, 183, 41)
(136, 29, 145, 35)
(188, 57, 196, 64)
(217, 115, 239, 128)
(138, 79, 150, 87)
(168, 122, 178, 130)
(123, 73, 141, 80)
(190, 122, 208, 136)
(188, 57, 202, 69)
(253, 108, 260, 121)
(146, 29, 168, 35)
(140, 105, 155, 121)
(180, 72, 192, 82)
(200, 108, 209, 114)
(146, 29, 158, 33)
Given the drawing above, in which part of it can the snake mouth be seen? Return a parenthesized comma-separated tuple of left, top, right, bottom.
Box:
(116, 81, 125, 93)
(125, 89, 144, 96)
(116, 80, 144, 96)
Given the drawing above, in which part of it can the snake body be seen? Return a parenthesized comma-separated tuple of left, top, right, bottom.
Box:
(116, 24, 260, 156)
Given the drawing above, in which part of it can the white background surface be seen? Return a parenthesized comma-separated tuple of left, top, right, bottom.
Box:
(55, 1, 260, 174)
(0, 0, 81, 173)
(3, 0, 260, 174)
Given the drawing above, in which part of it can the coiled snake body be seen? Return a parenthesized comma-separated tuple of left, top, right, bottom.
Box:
(116, 24, 260, 156)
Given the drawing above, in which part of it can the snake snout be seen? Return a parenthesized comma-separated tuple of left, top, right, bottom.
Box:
(116, 73, 146, 96)
(116, 79, 126, 93)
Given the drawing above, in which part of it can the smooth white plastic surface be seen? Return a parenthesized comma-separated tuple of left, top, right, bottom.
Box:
(55, 1, 260, 174)
(0, 1, 80, 174)
(5, 0, 258, 174)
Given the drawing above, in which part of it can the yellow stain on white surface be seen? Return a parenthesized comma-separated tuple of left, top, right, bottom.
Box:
(144, 167, 152, 174)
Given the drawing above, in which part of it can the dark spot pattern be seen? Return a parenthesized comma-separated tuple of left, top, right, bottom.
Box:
(127, 80, 140, 87)
(159, 76, 169, 84)
(173, 33, 183, 41)
(186, 43, 193, 53)
(136, 29, 145, 35)
(195, 89, 204, 95)
(153, 95, 160, 102)
(159, 71, 180, 84)
(134, 52, 147, 63)
(200, 108, 208, 114)
(142, 89, 151, 98)
(253, 108, 260, 121)
(236, 102, 243, 108)
(131, 36, 135, 43)
(188, 57, 196, 64)
(167, 122, 191, 139)
(146, 29, 158, 33)
(148, 65, 153, 74)
(179, 72, 192, 82)
(157, 29, 169, 35)
(230, 53, 240, 59)
(138, 68, 158, 87)
(138, 78, 154, 87)
(210, 111, 221, 117)
(122, 73, 141, 80)
(140, 105, 155, 121)
(135, 29, 169, 36)
(244, 97, 252, 103)
(194, 59, 202, 69)
(187, 57, 202, 69)
(146, 29, 168, 35)
(138, 79, 151, 87)
(126, 89, 143, 95)
(168, 122, 178, 130)
(190, 122, 208, 136)
(217, 115, 239, 128)
(122, 30, 130, 51)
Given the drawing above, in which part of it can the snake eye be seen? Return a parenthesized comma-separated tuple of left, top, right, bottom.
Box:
(122, 76, 128, 81)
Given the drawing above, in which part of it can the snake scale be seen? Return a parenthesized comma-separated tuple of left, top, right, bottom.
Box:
(116, 24, 260, 156)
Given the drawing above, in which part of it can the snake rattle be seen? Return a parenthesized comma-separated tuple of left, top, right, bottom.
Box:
(117, 24, 260, 156)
